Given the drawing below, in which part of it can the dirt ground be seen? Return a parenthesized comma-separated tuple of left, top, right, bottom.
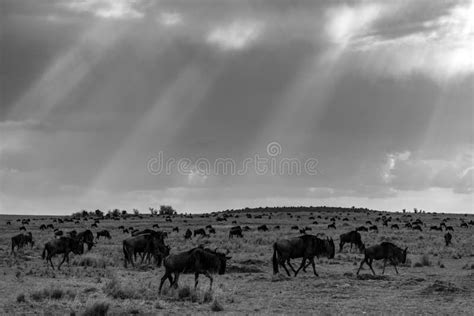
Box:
(1, 210, 473, 315)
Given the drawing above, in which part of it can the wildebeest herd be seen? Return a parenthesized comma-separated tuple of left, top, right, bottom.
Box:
(2, 208, 473, 314)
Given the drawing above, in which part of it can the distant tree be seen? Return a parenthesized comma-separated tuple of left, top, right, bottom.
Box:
(121, 210, 128, 216)
(159, 205, 177, 215)
(95, 209, 104, 217)
(81, 210, 88, 218)
(149, 207, 158, 216)
(133, 208, 140, 216)
(112, 209, 121, 217)
(414, 208, 418, 214)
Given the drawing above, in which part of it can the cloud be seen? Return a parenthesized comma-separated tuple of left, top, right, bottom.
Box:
(157, 12, 183, 27)
(65, 0, 144, 19)
(206, 19, 264, 51)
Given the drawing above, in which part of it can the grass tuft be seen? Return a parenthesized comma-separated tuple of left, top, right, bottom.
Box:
(211, 298, 224, 311)
(82, 301, 110, 316)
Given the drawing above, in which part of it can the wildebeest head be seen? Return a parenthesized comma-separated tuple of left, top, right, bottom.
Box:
(398, 247, 408, 264)
(71, 238, 84, 255)
(214, 248, 232, 275)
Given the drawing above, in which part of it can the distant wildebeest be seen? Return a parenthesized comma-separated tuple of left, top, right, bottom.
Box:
(391, 224, 399, 230)
(430, 225, 442, 231)
(172, 227, 179, 233)
(194, 228, 208, 237)
(159, 247, 231, 293)
(152, 224, 159, 229)
(11, 232, 34, 254)
(6, 221, 11, 225)
(118, 225, 125, 230)
(229, 226, 243, 238)
(272, 235, 335, 277)
(96, 230, 111, 239)
(366, 221, 372, 225)
(47, 224, 54, 229)
(327, 223, 336, 229)
(123, 228, 129, 234)
(405, 222, 412, 228)
(312, 221, 318, 225)
(66, 230, 77, 238)
(412, 225, 423, 232)
(343, 217, 349, 221)
(243, 226, 251, 231)
(444, 232, 452, 246)
(184, 229, 192, 240)
(40, 224, 47, 231)
(42, 237, 84, 270)
(274, 225, 280, 230)
(445, 226, 454, 231)
(19, 226, 26, 231)
(382, 221, 389, 227)
(339, 231, 364, 253)
(77, 230, 95, 250)
(208, 227, 216, 234)
(258, 224, 269, 232)
(460, 222, 468, 228)
(91, 223, 98, 228)
(54, 230, 64, 237)
(369, 225, 378, 232)
(291, 225, 299, 230)
(123, 233, 169, 268)
(357, 242, 407, 275)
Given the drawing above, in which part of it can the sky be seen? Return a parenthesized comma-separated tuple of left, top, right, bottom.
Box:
(1, 0, 473, 215)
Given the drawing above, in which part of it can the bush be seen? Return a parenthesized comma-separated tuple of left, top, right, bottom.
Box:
(16, 293, 26, 303)
(211, 298, 224, 312)
(73, 254, 112, 269)
(413, 254, 431, 267)
(82, 301, 110, 316)
(103, 274, 137, 299)
(178, 286, 191, 299)
(30, 287, 74, 302)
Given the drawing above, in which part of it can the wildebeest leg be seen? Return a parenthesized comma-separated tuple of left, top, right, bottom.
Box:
(286, 260, 298, 274)
(58, 253, 68, 270)
(367, 258, 376, 275)
(159, 272, 170, 293)
(391, 260, 399, 274)
(295, 257, 308, 276)
(48, 254, 55, 270)
(173, 273, 180, 288)
(279, 259, 291, 276)
(194, 272, 199, 288)
(310, 257, 318, 276)
(382, 259, 387, 274)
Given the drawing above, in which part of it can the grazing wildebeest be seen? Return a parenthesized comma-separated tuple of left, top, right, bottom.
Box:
(77, 230, 95, 250)
(430, 225, 442, 231)
(184, 229, 192, 240)
(274, 225, 280, 230)
(369, 225, 378, 232)
(291, 225, 299, 230)
(444, 232, 452, 246)
(47, 224, 54, 229)
(42, 237, 84, 270)
(391, 224, 399, 230)
(445, 226, 454, 231)
(96, 230, 111, 239)
(40, 224, 47, 231)
(460, 222, 468, 228)
(412, 225, 423, 231)
(205, 225, 213, 230)
(208, 227, 216, 234)
(366, 221, 372, 225)
(118, 225, 125, 230)
(123, 234, 169, 268)
(54, 230, 64, 237)
(194, 228, 208, 237)
(91, 223, 98, 228)
(339, 231, 364, 253)
(357, 242, 407, 275)
(229, 226, 243, 238)
(356, 226, 368, 232)
(327, 223, 336, 229)
(243, 226, 251, 231)
(6, 221, 11, 225)
(257, 224, 269, 232)
(152, 224, 159, 229)
(19, 226, 26, 231)
(11, 232, 34, 254)
(312, 221, 318, 225)
(405, 222, 412, 228)
(272, 235, 335, 277)
(123, 228, 129, 234)
(172, 227, 179, 233)
(159, 247, 231, 293)
(66, 230, 77, 238)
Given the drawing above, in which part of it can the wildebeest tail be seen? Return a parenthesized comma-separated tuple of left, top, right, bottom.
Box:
(272, 243, 279, 274)
(42, 246, 47, 260)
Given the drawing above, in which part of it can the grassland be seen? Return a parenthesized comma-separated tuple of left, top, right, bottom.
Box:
(1, 209, 473, 315)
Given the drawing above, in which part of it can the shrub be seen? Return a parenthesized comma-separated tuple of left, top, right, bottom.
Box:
(82, 301, 110, 316)
(211, 298, 224, 312)
(103, 274, 136, 299)
(178, 286, 191, 299)
(413, 254, 431, 267)
(16, 293, 26, 303)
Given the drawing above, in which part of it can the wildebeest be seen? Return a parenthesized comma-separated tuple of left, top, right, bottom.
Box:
(77, 230, 95, 250)
(152, 224, 159, 229)
(369, 225, 378, 232)
(327, 223, 336, 229)
(339, 231, 364, 253)
(159, 247, 231, 293)
(96, 230, 111, 239)
(445, 226, 454, 231)
(208, 227, 216, 234)
(272, 235, 335, 277)
(6, 221, 11, 225)
(123, 233, 169, 268)
(356, 226, 368, 232)
(91, 223, 98, 228)
(430, 225, 442, 231)
(40, 224, 47, 231)
(391, 224, 399, 230)
(66, 230, 77, 238)
(184, 229, 192, 240)
(11, 232, 34, 254)
(229, 226, 243, 238)
(291, 225, 299, 230)
(460, 222, 468, 228)
(357, 242, 407, 275)
(243, 226, 251, 231)
(444, 232, 452, 246)
(257, 224, 269, 232)
(19, 226, 26, 231)
(172, 227, 179, 233)
(54, 230, 64, 237)
(412, 225, 423, 231)
(194, 228, 208, 237)
(274, 225, 281, 230)
(42, 237, 84, 270)
(366, 221, 372, 225)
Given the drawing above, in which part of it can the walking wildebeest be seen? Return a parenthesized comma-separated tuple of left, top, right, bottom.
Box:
(11, 232, 34, 254)
(96, 230, 111, 239)
(123, 233, 169, 268)
(444, 232, 452, 246)
(339, 231, 364, 253)
(194, 228, 208, 237)
(258, 224, 269, 232)
(272, 235, 335, 277)
(159, 247, 231, 293)
(357, 242, 407, 275)
(184, 229, 192, 240)
(229, 226, 243, 238)
(77, 230, 95, 250)
(42, 237, 84, 270)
